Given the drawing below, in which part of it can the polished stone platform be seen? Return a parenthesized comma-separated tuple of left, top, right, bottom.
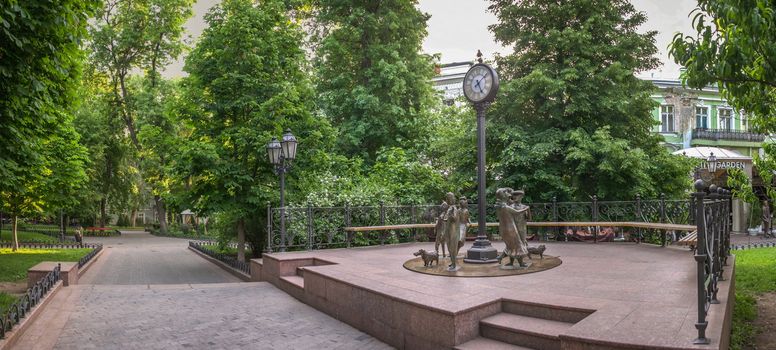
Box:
(253, 242, 734, 350)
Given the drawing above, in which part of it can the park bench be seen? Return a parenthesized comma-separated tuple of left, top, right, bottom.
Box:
(344, 221, 696, 242)
(675, 230, 698, 251)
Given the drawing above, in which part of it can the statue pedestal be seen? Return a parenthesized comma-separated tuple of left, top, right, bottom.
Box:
(499, 262, 532, 270)
(463, 241, 498, 264)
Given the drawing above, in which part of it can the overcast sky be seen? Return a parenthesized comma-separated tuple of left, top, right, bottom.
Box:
(164, 0, 698, 80)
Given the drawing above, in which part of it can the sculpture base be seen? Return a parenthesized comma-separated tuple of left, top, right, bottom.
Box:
(463, 244, 499, 264)
(403, 255, 561, 277)
(499, 262, 532, 270)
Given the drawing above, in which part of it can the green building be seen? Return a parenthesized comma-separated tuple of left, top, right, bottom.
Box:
(650, 79, 767, 156)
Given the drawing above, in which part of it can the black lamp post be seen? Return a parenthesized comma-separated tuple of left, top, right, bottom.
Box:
(266, 129, 298, 252)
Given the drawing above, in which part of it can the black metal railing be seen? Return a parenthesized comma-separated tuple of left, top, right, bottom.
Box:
(0, 242, 101, 250)
(691, 182, 732, 345)
(0, 264, 60, 339)
(692, 128, 766, 142)
(266, 196, 694, 252)
(189, 241, 251, 275)
(78, 244, 103, 268)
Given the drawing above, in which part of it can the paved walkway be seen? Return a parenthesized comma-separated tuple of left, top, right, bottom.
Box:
(12, 232, 390, 350)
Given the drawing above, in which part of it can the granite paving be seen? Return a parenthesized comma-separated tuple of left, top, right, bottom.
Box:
(11, 231, 390, 350)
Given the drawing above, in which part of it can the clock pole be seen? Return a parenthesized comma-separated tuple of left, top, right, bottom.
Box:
(464, 100, 499, 263)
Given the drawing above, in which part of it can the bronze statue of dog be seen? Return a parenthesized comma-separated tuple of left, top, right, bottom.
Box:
(413, 249, 439, 267)
(527, 245, 546, 260)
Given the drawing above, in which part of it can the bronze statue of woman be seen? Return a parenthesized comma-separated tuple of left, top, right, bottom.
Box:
(444, 192, 462, 270)
(495, 188, 529, 267)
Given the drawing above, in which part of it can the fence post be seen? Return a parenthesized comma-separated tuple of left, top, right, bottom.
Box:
(345, 202, 352, 248)
(552, 197, 563, 241)
(660, 193, 667, 247)
(379, 201, 386, 245)
(265, 202, 273, 253)
(592, 195, 598, 243)
(635, 194, 642, 243)
(410, 204, 417, 242)
(306, 202, 314, 251)
(693, 180, 710, 345)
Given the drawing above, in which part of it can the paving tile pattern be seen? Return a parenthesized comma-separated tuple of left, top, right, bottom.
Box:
(51, 283, 390, 350)
(11, 232, 390, 350)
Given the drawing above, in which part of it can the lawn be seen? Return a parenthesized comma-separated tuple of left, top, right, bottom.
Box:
(731, 247, 776, 349)
(0, 229, 60, 242)
(0, 248, 92, 282)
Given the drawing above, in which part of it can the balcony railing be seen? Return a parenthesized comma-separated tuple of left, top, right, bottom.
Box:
(692, 128, 766, 142)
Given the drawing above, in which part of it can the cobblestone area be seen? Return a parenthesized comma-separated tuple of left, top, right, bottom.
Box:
(50, 283, 390, 350)
(11, 231, 390, 350)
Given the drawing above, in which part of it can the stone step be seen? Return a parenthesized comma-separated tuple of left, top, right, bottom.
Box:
(296, 267, 305, 278)
(502, 299, 593, 323)
(454, 337, 534, 350)
(480, 313, 573, 350)
(279, 275, 304, 290)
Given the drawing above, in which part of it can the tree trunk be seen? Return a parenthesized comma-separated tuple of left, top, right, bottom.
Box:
(154, 195, 168, 234)
(100, 198, 107, 228)
(237, 219, 246, 262)
(12, 216, 19, 252)
(130, 209, 137, 227)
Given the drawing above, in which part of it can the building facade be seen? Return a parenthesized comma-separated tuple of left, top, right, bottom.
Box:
(649, 79, 767, 156)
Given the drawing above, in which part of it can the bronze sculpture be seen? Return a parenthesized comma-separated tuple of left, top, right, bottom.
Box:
(413, 249, 439, 267)
(527, 244, 546, 260)
(434, 197, 450, 257)
(495, 188, 530, 268)
(444, 192, 462, 270)
(457, 197, 470, 250)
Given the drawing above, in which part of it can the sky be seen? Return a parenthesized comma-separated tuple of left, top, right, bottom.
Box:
(164, 0, 698, 80)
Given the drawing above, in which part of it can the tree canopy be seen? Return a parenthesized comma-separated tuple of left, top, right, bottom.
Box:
(670, 0, 776, 132)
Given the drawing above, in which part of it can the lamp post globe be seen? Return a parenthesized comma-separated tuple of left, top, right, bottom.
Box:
(707, 152, 717, 173)
(266, 137, 282, 165)
(281, 129, 298, 160)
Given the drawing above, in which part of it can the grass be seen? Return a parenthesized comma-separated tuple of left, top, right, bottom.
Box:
(0, 248, 92, 283)
(0, 292, 17, 312)
(731, 247, 776, 349)
(0, 229, 60, 242)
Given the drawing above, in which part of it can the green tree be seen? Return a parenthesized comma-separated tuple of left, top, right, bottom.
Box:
(313, 0, 439, 162)
(486, 0, 691, 201)
(184, 0, 333, 261)
(670, 1, 776, 132)
(1, 0, 96, 248)
(88, 0, 193, 150)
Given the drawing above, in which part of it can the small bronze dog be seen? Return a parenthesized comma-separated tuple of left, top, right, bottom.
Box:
(527, 245, 546, 260)
(413, 249, 439, 267)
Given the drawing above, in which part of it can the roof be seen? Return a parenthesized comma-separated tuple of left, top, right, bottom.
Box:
(181, 209, 194, 215)
(672, 147, 751, 159)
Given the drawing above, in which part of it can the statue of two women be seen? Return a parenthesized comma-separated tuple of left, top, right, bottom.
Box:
(496, 188, 530, 268)
(434, 193, 469, 270)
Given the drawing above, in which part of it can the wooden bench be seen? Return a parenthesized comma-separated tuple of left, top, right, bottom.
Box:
(675, 230, 698, 251)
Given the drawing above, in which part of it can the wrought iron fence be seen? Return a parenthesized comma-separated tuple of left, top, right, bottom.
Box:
(0, 264, 60, 339)
(189, 241, 251, 275)
(0, 242, 101, 250)
(691, 184, 732, 345)
(78, 244, 103, 268)
(266, 195, 695, 252)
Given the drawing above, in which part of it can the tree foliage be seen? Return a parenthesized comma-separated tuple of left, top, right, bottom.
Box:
(184, 0, 334, 259)
(485, 0, 693, 201)
(670, 0, 776, 132)
(313, 0, 439, 162)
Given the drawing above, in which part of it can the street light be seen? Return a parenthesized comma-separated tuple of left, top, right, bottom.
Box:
(266, 129, 298, 252)
(707, 152, 717, 174)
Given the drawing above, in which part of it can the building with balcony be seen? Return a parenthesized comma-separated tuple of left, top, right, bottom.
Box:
(650, 79, 769, 156)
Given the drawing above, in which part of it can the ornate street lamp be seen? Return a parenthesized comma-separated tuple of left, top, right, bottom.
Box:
(266, 129, 298, 252)
(462, 50, 500, 263)
(707, 152, 717, 174)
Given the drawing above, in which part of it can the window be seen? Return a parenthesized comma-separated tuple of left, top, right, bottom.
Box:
(719, 108, 733, 130)
(661, 105, 675, 132)
(695, 106, 709, 129)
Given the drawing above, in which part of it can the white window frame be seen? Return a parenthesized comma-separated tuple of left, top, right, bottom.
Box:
(695, 105, 709, 129)
(718, 107, 733, 130)
(660, 105, 675, 133)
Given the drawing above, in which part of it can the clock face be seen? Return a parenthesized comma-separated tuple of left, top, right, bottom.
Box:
(463, 64, 498, 103)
